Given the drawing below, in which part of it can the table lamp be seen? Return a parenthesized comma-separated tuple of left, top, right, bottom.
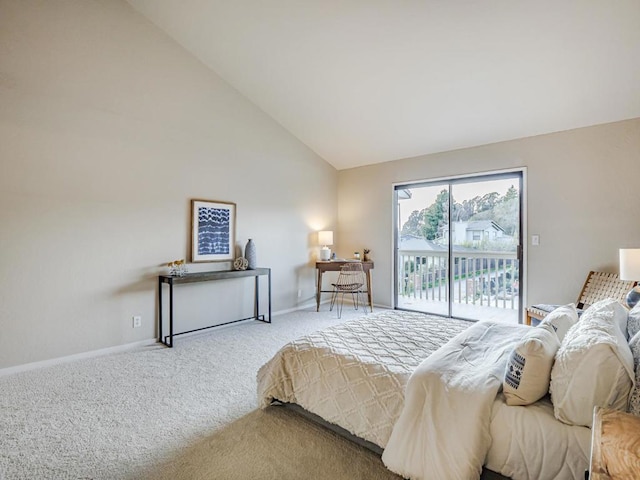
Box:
(619, 248, 640, 308)
(318, 231, 334, 261)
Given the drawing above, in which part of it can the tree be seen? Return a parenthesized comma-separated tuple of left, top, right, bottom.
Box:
(422, 189, 449, 240)
(502, 185, 518, 203)
(477, 192, 499, 213)
(400, 185, 520, 244)
(401, 209, 426, 236)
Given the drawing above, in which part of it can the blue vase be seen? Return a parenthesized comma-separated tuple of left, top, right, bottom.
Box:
(245, 239, 256, 270)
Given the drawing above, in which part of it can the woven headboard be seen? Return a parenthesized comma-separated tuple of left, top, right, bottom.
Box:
(576, 271, 636, 309)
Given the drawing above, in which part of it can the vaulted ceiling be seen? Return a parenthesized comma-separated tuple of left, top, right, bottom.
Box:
(127, 1, 640, 170)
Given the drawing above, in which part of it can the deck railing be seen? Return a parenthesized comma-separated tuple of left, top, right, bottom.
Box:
(398, 249, 519, 310)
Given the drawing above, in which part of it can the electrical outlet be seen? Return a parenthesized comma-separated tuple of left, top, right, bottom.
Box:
(132, 315, 142, 328)
(297, 289, 302, 298)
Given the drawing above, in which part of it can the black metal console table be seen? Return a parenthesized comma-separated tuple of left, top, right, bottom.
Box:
(158, 268, 271, 347)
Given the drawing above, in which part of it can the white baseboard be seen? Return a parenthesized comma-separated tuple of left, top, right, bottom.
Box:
(272, 299, 331, 316)
(0, 338, 157, 378)
(0, 300, 389, 378)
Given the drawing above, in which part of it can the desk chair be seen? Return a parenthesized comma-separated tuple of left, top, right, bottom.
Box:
(330, 262, 369, 319)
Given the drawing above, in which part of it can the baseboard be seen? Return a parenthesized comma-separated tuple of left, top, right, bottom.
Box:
(272, 299, 331, 316)
(1, 300, 389, 377)
(0, 338, 158, 378)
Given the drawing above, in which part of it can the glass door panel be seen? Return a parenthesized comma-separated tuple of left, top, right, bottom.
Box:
(449, 179, 520, 323)
(396, 184, 450, 315)
(395, 173, 522, 324)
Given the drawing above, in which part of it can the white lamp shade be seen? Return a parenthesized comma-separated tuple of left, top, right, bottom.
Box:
(619, 248, 640, 280)
(318, 230, 334, 246)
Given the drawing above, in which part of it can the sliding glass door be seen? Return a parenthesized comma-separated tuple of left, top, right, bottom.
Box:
(395, 171, 523, 324)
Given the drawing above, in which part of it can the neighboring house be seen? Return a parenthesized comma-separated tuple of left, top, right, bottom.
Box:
(440, 221, 507, 246)
(398, 234, 477, 255)
(399, 234, 444, 253)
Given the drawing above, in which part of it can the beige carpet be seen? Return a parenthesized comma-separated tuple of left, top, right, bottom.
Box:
(1, 307, 507, 479)
(144, 407, 401, 480)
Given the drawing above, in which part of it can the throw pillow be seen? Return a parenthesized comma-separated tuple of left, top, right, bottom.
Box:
(628, 303, 640, 340)
(503, 324, 561, 406)
(539, 303, 579, 342)
(629, 332, 640, 417)
(550, 300, 635, 427)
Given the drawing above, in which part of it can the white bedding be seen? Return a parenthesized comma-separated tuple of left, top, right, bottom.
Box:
(257, 310, 592, 480)
(257, 310, 470, 447)
(486, 394, 591, 480)
(382, 321, 529, 480)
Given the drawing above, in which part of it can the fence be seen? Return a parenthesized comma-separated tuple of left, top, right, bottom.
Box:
(398, 249, 519, 310)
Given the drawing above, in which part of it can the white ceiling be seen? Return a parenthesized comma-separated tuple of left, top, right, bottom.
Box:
(127, 1, 640, 170)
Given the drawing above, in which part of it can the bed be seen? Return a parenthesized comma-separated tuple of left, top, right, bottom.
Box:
(257, 310, 595, 480)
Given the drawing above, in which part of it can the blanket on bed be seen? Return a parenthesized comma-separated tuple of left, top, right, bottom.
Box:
(382, 321, 528, 480)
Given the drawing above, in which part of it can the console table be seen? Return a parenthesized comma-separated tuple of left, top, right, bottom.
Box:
(158, 268, 271, 347)
(315, 261, 374, 312)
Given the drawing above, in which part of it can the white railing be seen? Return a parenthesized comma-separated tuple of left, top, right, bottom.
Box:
(398, 249, 519, 310)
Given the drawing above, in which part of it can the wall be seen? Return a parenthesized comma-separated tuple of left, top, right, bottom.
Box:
(0, 0, 337, 369)
(337, 119, 640, 313)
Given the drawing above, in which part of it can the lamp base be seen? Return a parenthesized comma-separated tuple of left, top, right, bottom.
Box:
(626, 286, 640, 309)
(320, 246, 331, 261)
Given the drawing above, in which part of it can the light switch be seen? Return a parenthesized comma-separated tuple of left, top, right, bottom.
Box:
(531, 234, 540, 246)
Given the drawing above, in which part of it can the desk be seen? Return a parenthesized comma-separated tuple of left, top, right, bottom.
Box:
(158, 268, 271, 347)
(315, 261, 374, 312)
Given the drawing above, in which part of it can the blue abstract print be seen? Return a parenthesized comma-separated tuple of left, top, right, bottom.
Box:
(198, 207, 230, 255)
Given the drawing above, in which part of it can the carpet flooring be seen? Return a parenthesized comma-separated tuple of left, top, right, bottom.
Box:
(0, 307, 390, 480)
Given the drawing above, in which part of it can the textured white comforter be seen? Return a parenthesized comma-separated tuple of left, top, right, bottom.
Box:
(257, 310, 470, 447)
(382, 321, 528, 480)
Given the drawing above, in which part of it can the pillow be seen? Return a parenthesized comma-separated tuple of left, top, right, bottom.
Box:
(549, 300, 635, 427)
(628, 303, 640, 340)
(539, 303, 579, 342)
(590, 298, 630, 339)
(629, 332, 640, 416)
(503, 324, 561, 406)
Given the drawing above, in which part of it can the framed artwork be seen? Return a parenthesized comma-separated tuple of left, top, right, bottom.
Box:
(191, 199, 236, 262)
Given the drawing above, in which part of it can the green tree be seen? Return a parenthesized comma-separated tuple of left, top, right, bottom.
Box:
(400, 186, 520, 243)
(502, 185, 518, 203)
(401, 209, 426, 236)
(422, 189, 449, 240)
(477, 192, 499, 213)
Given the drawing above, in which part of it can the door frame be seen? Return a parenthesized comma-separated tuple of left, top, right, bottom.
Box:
(392, 167, 527, 323)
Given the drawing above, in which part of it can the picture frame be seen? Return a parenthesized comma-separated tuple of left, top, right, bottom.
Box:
(191, 199, 236, 263)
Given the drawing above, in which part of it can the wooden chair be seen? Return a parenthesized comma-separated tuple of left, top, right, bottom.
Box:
(525, 271, 636, 325)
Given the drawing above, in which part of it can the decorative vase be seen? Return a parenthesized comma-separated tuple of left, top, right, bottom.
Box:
(245, 238, 257, 270)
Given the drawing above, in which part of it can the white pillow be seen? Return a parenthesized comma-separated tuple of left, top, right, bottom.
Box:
(629, 332, 640, 417)
(503, 324, 561, 406)
(550, 300, 635, 427)
(588, 298, 630, 339)
(628, 303, 640, 340)
(539, 303, 579, 342)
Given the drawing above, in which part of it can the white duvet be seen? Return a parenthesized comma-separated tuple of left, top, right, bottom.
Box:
(257, 311, 592, 480)
(487, 394, 591, 480)
(382, 321, 528, 479)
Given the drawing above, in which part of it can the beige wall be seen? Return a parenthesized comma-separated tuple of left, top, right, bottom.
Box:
(0, 0, 337, 369)
(337, 119, 640, 312)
